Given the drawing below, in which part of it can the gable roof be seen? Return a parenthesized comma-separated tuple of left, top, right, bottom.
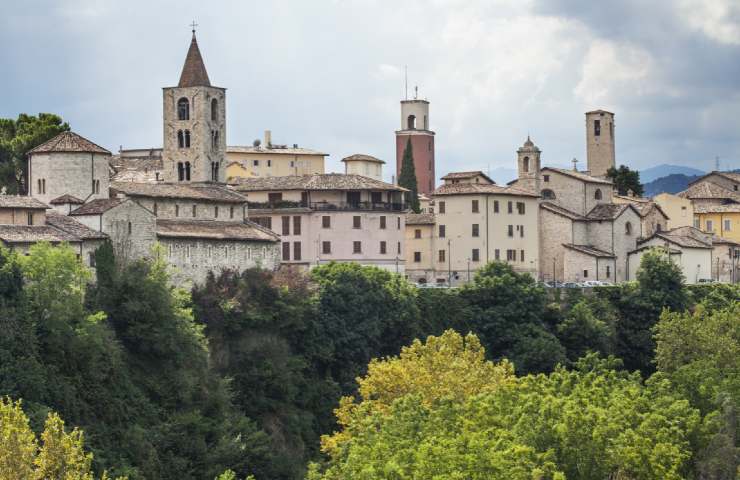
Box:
(586, 203, 640, 220)
(49, 194, 85, 205)
(342, 154, 385, 164)
(432, 183, 538, 198)
(178, 33, 211, 87)
(632, 202, 669, 219)
(638, 227, 713, 249)
(45, 212, 108, 240)
(231, 173, 406, 192)
(542, 167, 613, 185)
(69, 198, 127, 216)
(156, 219, 279, 242)
(540, 202, 587, 221)
(441, 171, 495, 184)
(694, 203, 740, 214)
(406, 213, 435, 225)
(563, 244, 615, 258)
(0, 225, 80, 244)
(677, 181, 740, 202)
(0, 196, 49, 209)
(111, 182, 247, 203)
(27, 131, 111, 155)
(688, 171, 740, 186)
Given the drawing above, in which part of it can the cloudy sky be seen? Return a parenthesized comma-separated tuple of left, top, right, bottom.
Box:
(2, 0, 740, 182)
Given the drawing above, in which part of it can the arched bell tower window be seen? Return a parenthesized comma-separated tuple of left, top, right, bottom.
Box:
(541, 189, 556, 200)
(522, 156, 530, 173)
(177, 130, 184, 148)
(211, 98, 218, 121)
(178, 98, 189, 120)
(407, 114, 416, 130)
(625, 222, 632, 235)
(177, 162, 185, 181)
(594, 188, 602, 200)
(184, 130, 191, 148)
(185, 162, 191, 181)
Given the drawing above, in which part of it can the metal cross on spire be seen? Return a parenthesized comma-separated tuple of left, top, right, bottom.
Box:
(572, 157, 579, 171)
(190, 20, 199, 34)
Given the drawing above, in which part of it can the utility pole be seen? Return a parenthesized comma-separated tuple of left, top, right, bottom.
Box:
(447, 239, 452, 286)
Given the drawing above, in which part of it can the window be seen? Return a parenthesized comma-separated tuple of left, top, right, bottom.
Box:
(282, 242, 290, 261)
(192, 204, 197, 217)
(267, 159, 272, 167)
(583, 269, 589, 278)
(694, 218, 700, 229)
(472, 223, 479, 237)
(268, 192, 283, 204)
(606, 266, 611, 278)
(625, 222, 632, 235)
(438, 250, 446, 262)
(128, 222, 132, 235)
(177, 130, 184, 148)
(185, 162, 191, 181)
(88, 252, 96, 267)
(293, 216, 301, 235)
(371, 191, 383, 203)
(398, 241, 401, 254)
(293, 242, 301, 261)
(253, 160, 260, 167)
(380, 216, 387, 229)
(472, 199, 479, 213)
(230, 206, 234, 219)
(414, 229, 421, 239)
(211, 98, 218, 121)
(495, 249, 500, 260)
(439, 225, 446, 238)
(380, 241, 387, 254)
(543, 174, 550, 182)
(353, 216, 361, 229)
(322, 241, 331, 254)
(520, 250, 525, 262)
(541, 189, 556, 200)
(26, 212, 33, 225)
(322, 216, 331, 228)
(520, 225, 524, 238)
(254, 217, 272, 229)
(594, 188, 603, 200)
(414, 251, 421, 262)
(472, 249, 480, 262)
(594, 119, 601, 136)
(508, 225, 514, 237)
(153, 203, 158, 216)
(407, 114, 416, 129)
(177, 97, 189, 120)
(507, 249, 515, 261)
(706, 220, 714, 232)
(508, 201, 513, 214)
(516, 202, 525, 214)
(438, 201, 446, 214)
(353, 241, 362, 254)
(397, 217, 401, 229)
(184, 130, 191, 148)
(175, 204, 180, 217)
(724, 219, 731, 231)
(493, 200, 499, 213)
(282, 216, 290, 235)
(215, 206, 219, 218)
(522, 156, 529, 172)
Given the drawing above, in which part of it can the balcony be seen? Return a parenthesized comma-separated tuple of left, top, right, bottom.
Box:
(248, 201, 408, 212)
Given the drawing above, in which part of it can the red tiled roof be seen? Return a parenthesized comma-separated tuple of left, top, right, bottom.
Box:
(178, 34, 211, 87)
(27, 131, 110, 155)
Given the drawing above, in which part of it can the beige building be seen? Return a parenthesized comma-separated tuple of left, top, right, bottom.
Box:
(677, 172, 740, 244)
(628, 227, 716, 284)
(341, 154, 384, 181)
(406, 171, 540, 285)
(653, 193, 693, 229)
(226, 131, 327, 180)
(231, 174, 408, 272)
(585, 110, 616, 178)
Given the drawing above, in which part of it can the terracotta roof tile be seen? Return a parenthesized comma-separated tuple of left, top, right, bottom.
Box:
(0, 225, 80, 244)
(543, 167, 613, 185)
(0, 196, 49, 209)
(45, 212, 107, 240)
(586, 203, 639, 220)
(227, 145, 328, 156)
(49, 194, 85, 205)
(178, 34, 211, 88)
(69, 198, 126, 215)
(156, 219, 279, 242)
(432, 183, 538, 197)
(406, 213, 435, 225)
(111, 182, 247, 203)
(231, 174, 406, 192)
(694, 203, 740, 213)
(27, 131, 110, 155)
(342, 154, 385, 164)
(677, 181, 740, 202)
(441, 171, 495, 183)
(540, 202, 587, 220)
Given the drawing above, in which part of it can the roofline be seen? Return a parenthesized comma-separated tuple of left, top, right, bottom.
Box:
(637, 233, 713, 249)
(687, 172, 738, 187)
(431, 189, 539, 198)
(541, 167, 613, 184)
(563, 244, 615, 258)
(440, 171, 496, 184)
(162, 85, 226, 91)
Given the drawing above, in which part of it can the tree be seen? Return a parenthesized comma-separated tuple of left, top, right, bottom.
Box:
(0, 397, 124, 479)
(556, 299, 614, 361)
(606, 165, 644, 197)
(0, 113, 70, 193)
(398, 138, 420, 212)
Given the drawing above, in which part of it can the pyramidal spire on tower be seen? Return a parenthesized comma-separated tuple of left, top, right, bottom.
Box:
(178, 31, 211, 88)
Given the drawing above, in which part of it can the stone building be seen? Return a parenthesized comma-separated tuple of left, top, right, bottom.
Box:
(613, 194, 669, 238)
(341, 154, 385, 181)
(396, 98, 435, 194)
(677, 172, 740, 243)
(405, 171, 540, 285)
(585, 110, 615, 178)
(231, 173, 408, 272)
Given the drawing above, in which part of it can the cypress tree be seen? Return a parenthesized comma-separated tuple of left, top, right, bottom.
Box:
(398, 138, 420, 213)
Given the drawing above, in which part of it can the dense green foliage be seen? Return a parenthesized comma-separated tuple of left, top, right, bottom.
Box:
(0, 114, 70, 193)
(606, 164, 644, 197)
(1, 243, 737, 479)
(397, 138, 420, 212)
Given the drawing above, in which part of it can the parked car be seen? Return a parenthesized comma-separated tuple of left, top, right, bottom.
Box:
(563, 282, 581, 288)
(697, 278, 716, 284)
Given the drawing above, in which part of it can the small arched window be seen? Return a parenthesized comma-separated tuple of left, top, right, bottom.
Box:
(37, 179, 42, 194)
(153, 202, 158, 216)
(177, 130, 184, 148)
(127, 221, 132, 235)
(177, 162, 184, 181)
(594, 188, 602, 200)
(541, 189, 556, 200)
(184, 130, 191, 148)
(185, 162, 191, 181)
(177, 98, 189, 120)
(625, 222, 632, 235)
(407, 114, 416, 130)
(522, 156, 530, 172)
(211, 98, 218, 121)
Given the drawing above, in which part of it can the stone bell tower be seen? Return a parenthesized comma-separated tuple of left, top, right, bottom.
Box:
(395, 91, 435, 195)
(162, 29, 226, 183)
(585, 110, 615, 178)
(516, 136, 541, 194)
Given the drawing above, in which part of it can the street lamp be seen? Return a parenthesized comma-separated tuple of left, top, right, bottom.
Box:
(467, 258, 471, 283)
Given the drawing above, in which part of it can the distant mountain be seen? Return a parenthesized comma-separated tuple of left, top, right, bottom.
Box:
(643, 174, 701, 196)
(639, 164, 705, 183)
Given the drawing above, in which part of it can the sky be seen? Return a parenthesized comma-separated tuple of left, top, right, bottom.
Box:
(2, 0, 740, 183)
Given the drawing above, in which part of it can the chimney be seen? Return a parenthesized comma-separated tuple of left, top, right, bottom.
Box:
(264, 130, 272, 147)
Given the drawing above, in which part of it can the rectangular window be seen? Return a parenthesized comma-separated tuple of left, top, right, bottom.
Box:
(507, 201, 513, 214)
(88, 252, 96, 267)
(583, 269, 589, 278)
(282, 216, 290, 235)
(543, 174, 550, 182)
(293, 242, 301, 261)
(268, 192, 283, 204)
(472, 223, 479, 237)
(322, 216, 331, 228)
(724, 219, 731, 231)
(267, 159, 272, 167)
(230, 206, 234, 219)
(439, 225, 446, 238)
(397, 217, 401, 229)
(706, 220, 714, 232)
(215, 206, 219, 218)
(371, 191, 383, 203)
(495, 249, 500, 260)
(415, 229, 422, 239)
(380, 241, 387, 254)
(192, 204, 197, 217)
(353, 241, 362, 254)
(594, 119, 601, 136)
(494, 200, 499, 213)
(26, 212, 33, 225)
(322, 241, 331, 254)
(380, 216, 387, 229)
(438, 250, 446, 262)
(472, 249, 480, 262)
(472, 199, 479, 213)
(508, 225, 514, 237)
(507, 249, 515, 261)
(282, 242, 290, 261)
(414, 251, 421, 263)
(398, 241, 401, 254)
(253, 159, 260, 167)
(153, 203, 158, 216)
(293, 216, 301, 235)
(606, 266, 611, 278)
(520, 225, 524, 238)
(438, 201, 446, 214)
(520, 250, 525, 262)
(353, 216, 361, 229)
(517, 202, 525, 214)
(694, 218, 700, 229)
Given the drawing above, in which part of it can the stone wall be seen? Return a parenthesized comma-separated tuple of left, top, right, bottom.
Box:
(541, 171, 588, 215)
(130, 197, 246, 222)
(29, 152, 110, 204)
(539, 208, 574, 282)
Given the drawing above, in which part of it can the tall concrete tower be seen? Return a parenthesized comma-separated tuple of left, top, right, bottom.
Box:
(396, 98, 435, 195)
(162, 31, 226, 183)
(516, 136, 541, 194)
(585, 110, 615, 178)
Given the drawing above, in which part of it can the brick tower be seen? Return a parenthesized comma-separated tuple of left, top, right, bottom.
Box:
(395, 97, 435, 194)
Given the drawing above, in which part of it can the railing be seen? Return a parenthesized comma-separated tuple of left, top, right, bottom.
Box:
(248, 201, 408, 212)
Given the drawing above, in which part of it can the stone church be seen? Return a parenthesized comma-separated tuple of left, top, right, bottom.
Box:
(22, 31, 280, 285)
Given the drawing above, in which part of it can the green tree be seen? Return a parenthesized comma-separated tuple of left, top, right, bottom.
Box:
(398, 138, 420, 212)
(606, 165, 644, 196)
(556, 299, 614, 361)
(0, 113, 70, 193)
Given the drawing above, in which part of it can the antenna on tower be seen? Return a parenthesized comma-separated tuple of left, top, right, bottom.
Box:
(572, 157, 579, 171)
(414, 85, 418, 100)
(404, 65, 408, 100)
(715, 155, 720, 171)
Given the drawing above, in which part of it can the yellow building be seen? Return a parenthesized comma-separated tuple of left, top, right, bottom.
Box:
(226, 130, 327, 180)
(653, 193, 694, 229)
(693, 204, 740, 243)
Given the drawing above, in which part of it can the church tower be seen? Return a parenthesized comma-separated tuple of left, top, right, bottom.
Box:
(585, 110, 615, 178)
(162, 30, 226, 183)
(516, 136, 541, 193)
(395, 95, 435, 195)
